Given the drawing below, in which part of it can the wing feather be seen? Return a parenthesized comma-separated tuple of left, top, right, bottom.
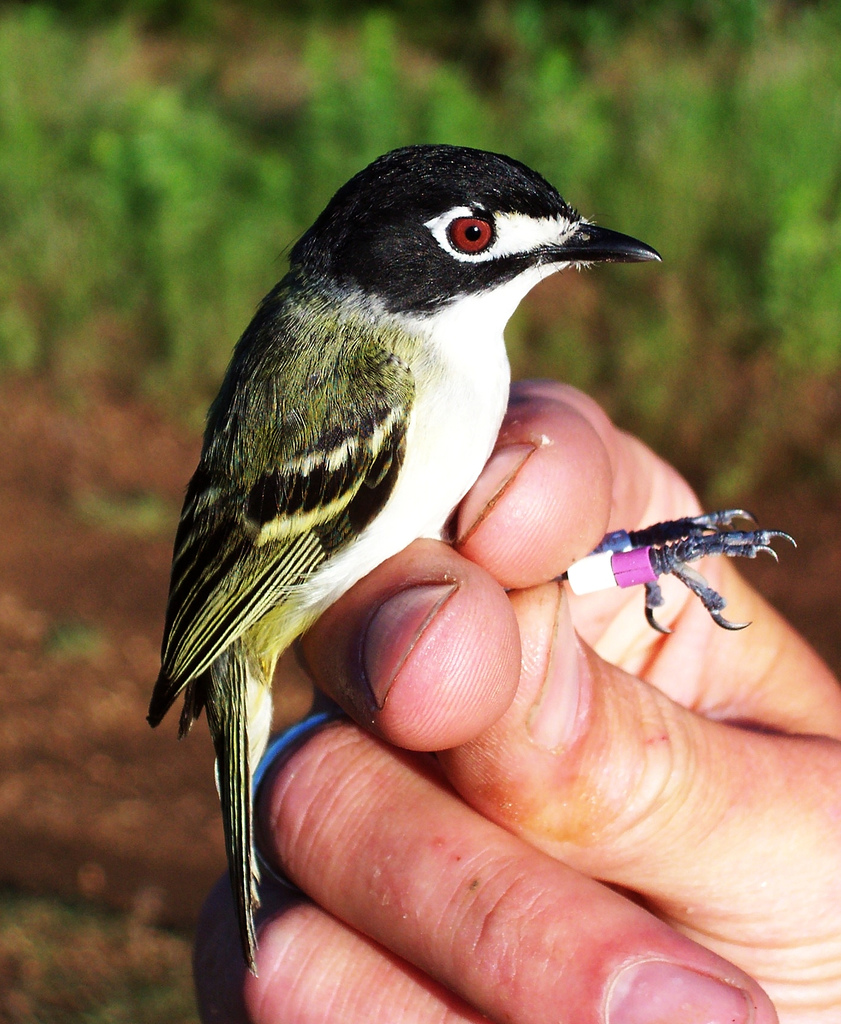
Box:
(149, 302, 414, 727)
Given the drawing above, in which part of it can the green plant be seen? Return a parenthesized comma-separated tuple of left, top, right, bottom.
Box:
(2, 3, 841, 493)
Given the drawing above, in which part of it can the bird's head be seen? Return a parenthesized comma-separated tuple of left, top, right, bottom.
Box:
(290, 144, 660, 317)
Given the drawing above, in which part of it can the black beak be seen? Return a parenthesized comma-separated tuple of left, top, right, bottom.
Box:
(551, 222, 661, 264)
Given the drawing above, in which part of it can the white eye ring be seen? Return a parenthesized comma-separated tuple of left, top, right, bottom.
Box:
(425, 206, 490, 262)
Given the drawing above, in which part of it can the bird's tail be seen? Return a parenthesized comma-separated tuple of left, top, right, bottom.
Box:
(204, 639, 270, 974)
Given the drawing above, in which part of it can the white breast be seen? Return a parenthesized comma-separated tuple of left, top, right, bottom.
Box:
(301, 266, 552, 612)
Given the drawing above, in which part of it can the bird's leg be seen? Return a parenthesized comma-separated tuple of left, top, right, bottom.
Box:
(565, 510, 794, 632)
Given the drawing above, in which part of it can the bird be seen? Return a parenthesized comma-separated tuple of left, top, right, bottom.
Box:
(147, 143, 663, 972)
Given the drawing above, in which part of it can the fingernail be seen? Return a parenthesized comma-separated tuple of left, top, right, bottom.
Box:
(607, 961, 755, 1024)
(363, 583, 458, 708)
(456, 443, 535, 543)
(527, 589, 584, 751)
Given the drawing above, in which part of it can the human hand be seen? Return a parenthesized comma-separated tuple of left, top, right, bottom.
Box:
(195, 381, 841, 1023)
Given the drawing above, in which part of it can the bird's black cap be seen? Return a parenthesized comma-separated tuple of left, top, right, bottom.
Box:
(291, 145, 659, 313)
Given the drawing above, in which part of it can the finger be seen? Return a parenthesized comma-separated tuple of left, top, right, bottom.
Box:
(440, 585, 841, 1008)
(254, 720, 777, 1024)
(456, 380, 702, 583)
(455, 381, 616, 587)
(301, 539, 521, 751)
(456, 380, 840, 728)
(194, 878, 488, 1024)
(455, 380, 713, 656)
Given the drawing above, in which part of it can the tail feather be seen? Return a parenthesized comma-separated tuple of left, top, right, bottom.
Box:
(205, 641, 261, 973)
(177, 678, 206, 738)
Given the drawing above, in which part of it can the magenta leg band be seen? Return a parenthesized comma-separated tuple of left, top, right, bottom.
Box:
(611, 546, 658, 588)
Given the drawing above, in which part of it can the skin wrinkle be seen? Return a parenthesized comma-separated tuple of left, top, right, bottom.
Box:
(585, 675, 730, 881)
(534, 660, 675, 854)
(657, 728, 723, 857)
(621, 682, 692, 842)
(310, 741, 492, 951)
(660, 920, 841, 1017)
(486, 635, 723, 882)
(268, 727, 381, 886)
(446, 857, 552, 1002)
(423, 841, 504, 967)
(247, 921, 296, 1023)
(424, 836, 539, 990)
(568, 676, 657, 847)
(287, 732, 610, 1022)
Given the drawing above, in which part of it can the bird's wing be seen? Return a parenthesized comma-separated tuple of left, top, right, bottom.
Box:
(148, 328, 414, 726)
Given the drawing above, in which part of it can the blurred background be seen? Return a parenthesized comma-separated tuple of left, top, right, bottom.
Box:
(1, 0, 840, 1018)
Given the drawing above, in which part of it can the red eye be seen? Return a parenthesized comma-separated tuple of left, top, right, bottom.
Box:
(447, 217, 494, 254)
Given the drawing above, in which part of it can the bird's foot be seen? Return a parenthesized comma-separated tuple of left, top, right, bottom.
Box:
(565, 509, 794, 633)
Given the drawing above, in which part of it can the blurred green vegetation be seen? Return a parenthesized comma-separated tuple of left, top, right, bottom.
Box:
(1, 1, 841, 496)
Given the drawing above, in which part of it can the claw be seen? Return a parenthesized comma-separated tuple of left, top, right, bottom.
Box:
(710, 610, 751, 631)
(668, 561, 744, 631)
(643, 580, 671, 634)
(770, 530, 796, 549)
(645, 605, 672, 634)
(690, 509, 756, 529)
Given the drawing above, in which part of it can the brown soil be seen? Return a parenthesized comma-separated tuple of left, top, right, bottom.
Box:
(0, 378, 312, 932)
(0, 376, 838, 932)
